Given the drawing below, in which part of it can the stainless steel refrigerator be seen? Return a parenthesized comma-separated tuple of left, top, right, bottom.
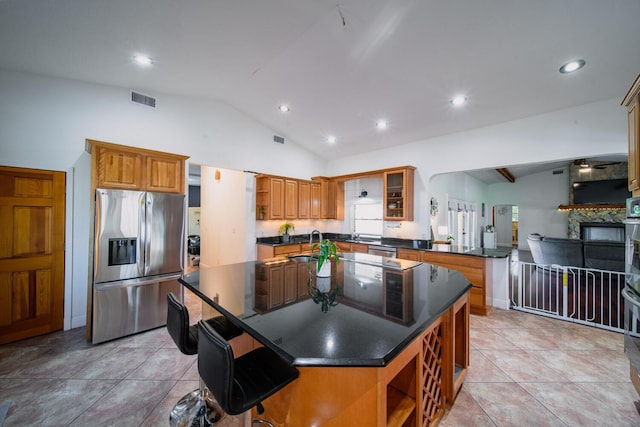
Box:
(91, 188, 185, 344)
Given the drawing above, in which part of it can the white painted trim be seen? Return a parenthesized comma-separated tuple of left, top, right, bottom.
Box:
(490, 256, 512, 311)
(64, 167, 74, 330)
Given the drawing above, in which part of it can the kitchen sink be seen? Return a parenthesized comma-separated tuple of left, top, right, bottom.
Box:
(288, 255, 319, 262)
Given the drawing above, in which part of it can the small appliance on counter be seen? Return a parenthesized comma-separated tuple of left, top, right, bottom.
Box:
(91, 189, 185, 344)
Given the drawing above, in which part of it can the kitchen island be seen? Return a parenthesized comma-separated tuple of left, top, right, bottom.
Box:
(257, 235, 511, 315)
(180, 253, 471, 426)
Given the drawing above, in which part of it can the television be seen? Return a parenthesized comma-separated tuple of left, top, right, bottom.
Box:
(572, 178, 630, 204)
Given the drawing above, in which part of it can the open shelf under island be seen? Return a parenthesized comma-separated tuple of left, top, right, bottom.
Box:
(180, 252, 471, 426)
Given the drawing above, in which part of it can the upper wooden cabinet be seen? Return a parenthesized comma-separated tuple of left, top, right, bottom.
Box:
(284, 179, 298, 219)
(255, 174, 343, 221)
(88, 139, 187, 194)
(315, 177, 345, 220)
(623, 74, 640, 194)
(310, 182, 321, 219)
(384, 167, 414, 221)
(298, 181, 310, 219)
(256, 176, 285, 220)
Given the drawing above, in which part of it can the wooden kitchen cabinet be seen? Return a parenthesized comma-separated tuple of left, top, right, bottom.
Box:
(335, 241, 351, 253)
(384, 167, 414, 221)
(623, 74, 640, 194)
(314, 177, 344, 220)
(256, 243, 302, 260)
(351, 243, 368, 253)
(397, 248, 421, 261)
(420, 251, 492, 316)
(255, 175, 285, 220)
(335, 241, 369, 254)
(310, 181, 321, 219)
(89, 139, 187, 193)
(298, 181, 310, 219)
(284, 179, 298, 219)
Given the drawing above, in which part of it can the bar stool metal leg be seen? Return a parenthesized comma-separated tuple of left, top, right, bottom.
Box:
(170, 379, 226, 427)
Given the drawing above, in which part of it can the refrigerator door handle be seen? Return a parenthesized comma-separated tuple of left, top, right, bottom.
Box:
(144, 193, 152, 276)
(94, 272, 182, 291)
(138, 193, 146, 277)
(623, 287, 640, 309)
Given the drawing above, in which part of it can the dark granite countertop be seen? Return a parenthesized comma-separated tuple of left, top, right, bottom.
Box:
(179, 253, 471, 367)
(256, 233, 510, 258)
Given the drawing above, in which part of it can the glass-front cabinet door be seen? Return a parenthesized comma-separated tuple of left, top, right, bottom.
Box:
(383, 167, 414, 221)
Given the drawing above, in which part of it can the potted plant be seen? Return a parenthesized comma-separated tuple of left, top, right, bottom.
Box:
(258, 206, 265, 220)
(309, 238, 339, 277)
(278, 221, 295, 243)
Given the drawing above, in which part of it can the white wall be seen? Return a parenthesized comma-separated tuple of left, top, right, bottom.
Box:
(488, 167, 570, 248)
(0, 69, 326, 330)
(429, 172, 490, 242)
(327, 98, 627, 239)
(200, 166, 247, 266)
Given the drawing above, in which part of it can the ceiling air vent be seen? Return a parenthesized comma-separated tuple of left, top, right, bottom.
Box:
(273, 135, 285, 144)
(130, 91, 156, 108)
(553, 169, 564, 175)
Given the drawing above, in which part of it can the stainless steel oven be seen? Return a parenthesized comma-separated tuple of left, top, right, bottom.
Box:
(622, 196, 640, 393)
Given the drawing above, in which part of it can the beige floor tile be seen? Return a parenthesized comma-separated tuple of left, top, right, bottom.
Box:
(1, 288, 639, 426)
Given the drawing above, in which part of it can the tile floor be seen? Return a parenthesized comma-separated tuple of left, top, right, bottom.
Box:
(1, 291, 639, 426)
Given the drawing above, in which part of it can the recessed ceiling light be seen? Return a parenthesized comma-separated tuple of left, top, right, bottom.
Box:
(376, 120, 388, 130)
(450, 95, 467, 107)
(559, 59, 585, 74)
(327, 135, 337, 144)
(133, 55, 153, 67)
(278, 104, 290, 113)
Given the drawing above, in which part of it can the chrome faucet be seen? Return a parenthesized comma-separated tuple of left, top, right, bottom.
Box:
(310, 229, 323, 248)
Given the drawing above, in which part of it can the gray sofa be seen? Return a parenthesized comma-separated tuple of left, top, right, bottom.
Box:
(526, 233, 625, 272)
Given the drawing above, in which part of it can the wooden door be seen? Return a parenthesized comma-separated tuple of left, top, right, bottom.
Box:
(0, 166, 65, 344)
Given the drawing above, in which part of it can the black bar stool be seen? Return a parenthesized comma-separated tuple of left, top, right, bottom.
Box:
(197, 320, 300, 427)
(166, 292, 243, 427)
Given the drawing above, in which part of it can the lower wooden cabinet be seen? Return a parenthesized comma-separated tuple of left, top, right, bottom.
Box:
(396, 249, 493, 316)
(259, 291, 470, 426)
(336, 241, 369, 254)
(396, 248, 420, 261)
(256, 243, 302, 260)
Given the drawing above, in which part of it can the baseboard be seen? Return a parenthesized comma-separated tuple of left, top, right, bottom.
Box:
(492, 297, 510, 311)
(70, 315, 87, 330)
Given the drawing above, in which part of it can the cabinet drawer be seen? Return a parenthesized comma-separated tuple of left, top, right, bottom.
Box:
(274, 244, 301, 256)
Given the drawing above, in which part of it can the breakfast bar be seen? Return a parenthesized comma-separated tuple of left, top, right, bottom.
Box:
(180, 253, 471, 426)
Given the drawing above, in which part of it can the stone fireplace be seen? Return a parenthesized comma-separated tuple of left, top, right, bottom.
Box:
(563, 160, 628, 239)
(579, 221, 624, 242)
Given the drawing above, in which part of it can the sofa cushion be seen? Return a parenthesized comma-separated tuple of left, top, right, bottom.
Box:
(538, 237, 584, 268)
(526, 234, 545, 265)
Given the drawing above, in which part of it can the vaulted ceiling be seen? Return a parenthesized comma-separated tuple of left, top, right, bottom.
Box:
(1, 0, 639, 162)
